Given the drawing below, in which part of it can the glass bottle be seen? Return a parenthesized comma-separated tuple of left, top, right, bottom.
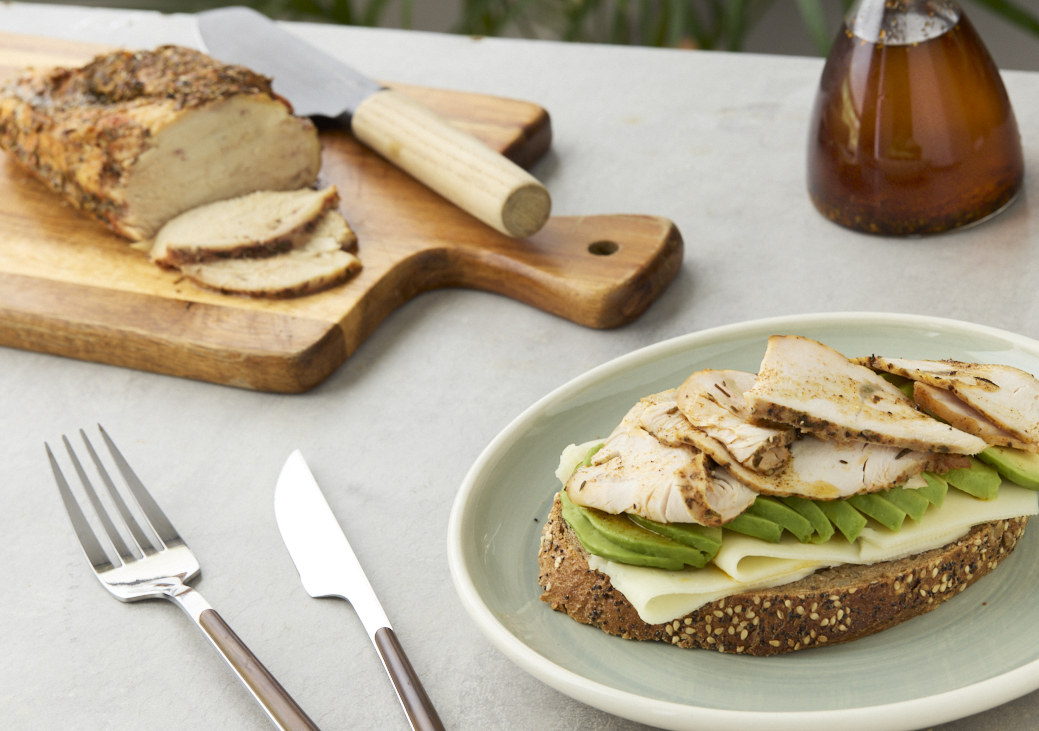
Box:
(806, 0, 1024, 236)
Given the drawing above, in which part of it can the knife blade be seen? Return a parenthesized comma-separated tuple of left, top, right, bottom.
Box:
(196, 6, 550, 239)
(275, 450, 445, 731)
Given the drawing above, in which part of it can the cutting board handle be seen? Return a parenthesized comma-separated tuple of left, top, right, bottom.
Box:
(396, 214, 683, 329)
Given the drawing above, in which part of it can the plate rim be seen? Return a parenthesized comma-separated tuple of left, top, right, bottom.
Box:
(446, 311, 1039, 730)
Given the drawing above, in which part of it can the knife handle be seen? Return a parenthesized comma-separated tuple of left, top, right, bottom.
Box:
(351, 88, 551, 239)
(198, 608, 322, 731)
(373, 627, 446, 731)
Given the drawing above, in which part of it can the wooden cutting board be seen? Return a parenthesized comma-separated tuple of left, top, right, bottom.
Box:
(0, 33, 683, 393)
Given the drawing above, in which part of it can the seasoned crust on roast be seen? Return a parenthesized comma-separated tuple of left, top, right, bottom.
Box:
(538, 492, 1029, 656)
(0, 46, 321, 240)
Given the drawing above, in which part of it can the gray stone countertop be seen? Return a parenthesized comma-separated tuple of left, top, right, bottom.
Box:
(1, 4, 1039, 729)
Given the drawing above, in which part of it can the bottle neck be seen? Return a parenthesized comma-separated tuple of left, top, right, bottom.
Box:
(845, 0, 961, 45)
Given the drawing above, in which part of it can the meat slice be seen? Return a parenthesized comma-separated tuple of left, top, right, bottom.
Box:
(0, 46, 321, 240)
(858, 356, 1039, 448)
(913, 382, 1035, 452)
(565, 402, 757, 527)
(179, 211, 361, 298)
(675, 371, 793, 473)
(639, 394, 962, 500)
(745, 336, 986, 455)
(149, 187, 339, 267)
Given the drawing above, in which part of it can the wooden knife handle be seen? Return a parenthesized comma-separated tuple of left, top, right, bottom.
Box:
(373, 627, 446, 731)
(351, 88, 551, 239)
(199, 609, 322, 731)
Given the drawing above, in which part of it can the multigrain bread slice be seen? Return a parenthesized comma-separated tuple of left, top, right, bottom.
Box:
(538, 492, 1029, 656)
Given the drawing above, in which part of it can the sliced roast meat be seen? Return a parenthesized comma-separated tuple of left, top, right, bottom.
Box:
(0, 46, 321, 240)
(150, 187, 339, 267)
(675, 370, 793, 473)
(178, 210, 361, 298)
(565, 402, 757, 527)
(913, 382, 1035, 452)
(745, 336, 986, 455)
(857, 356, 1039, 449)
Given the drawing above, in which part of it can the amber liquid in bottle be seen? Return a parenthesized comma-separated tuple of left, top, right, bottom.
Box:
(807, 12, 1023, 236)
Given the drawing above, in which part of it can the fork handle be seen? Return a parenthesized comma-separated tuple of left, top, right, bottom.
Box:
(199, 609, 321, 731)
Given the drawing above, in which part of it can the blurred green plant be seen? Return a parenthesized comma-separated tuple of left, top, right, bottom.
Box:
(31, 0, 1039, 53)
(249, 0, 412, 26)
(451, 0, 1039, 53)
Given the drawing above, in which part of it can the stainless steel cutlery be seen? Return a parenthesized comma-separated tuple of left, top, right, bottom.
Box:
(275, 450, 445, 731)
(48, 426, 320, 731)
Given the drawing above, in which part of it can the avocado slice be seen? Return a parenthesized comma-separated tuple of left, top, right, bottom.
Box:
(724, 512, 784, 543)
(944, 457, 1002, 500)
(582, 508, 708, 568)
(747, 496, 815, 542)
(880, 486, 929, 522)
(560, 491, 685, 570)
(577, 443, 604, 471)
(848, 493, 907, 532)
(817, 500, 868, 543)
(877, 371, 916, 400)
(978, 446, 1039, 490)
(918, 472, 949, 508)
(628, 515, 723, 559)
(780, 496, 835, 544)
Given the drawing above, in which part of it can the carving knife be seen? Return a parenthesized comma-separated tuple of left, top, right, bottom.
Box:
(274, 450, 445, 731)
(196, 6, 550, 239)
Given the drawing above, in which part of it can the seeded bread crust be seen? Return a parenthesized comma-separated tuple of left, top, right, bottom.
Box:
(538, 492, 1029, 656)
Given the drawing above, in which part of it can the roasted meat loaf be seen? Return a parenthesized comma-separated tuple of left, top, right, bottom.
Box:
(538, 492, 1029, 656)
(0, 45, 321, 240)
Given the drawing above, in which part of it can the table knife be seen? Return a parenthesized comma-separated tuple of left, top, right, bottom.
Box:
(196, 6, 550, 239)
(274, 450, 445, 731)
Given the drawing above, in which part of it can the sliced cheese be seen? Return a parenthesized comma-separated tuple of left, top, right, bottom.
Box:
(555, 440, 604, 484)
(588, 485, 1037, 625)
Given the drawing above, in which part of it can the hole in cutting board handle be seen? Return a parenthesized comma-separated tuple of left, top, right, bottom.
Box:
(588, 241, 619, 256)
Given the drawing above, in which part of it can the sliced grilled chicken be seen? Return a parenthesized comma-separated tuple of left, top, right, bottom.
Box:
(913, 382, 1035, 452)
(565, 402, 757, 527)
(0, 46, 321, 240)
(178, 210, 361, 298)
(857, 356, 1039, 448)
(639, 391, 963, 500)
(150, 187, 339, 267)
(675, 370, 793, 473)
(745, 336, 986, 454)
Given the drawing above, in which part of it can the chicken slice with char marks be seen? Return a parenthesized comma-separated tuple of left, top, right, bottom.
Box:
(150, 187, 339, 267)
(637, 389, 964, 500)
(565, 402, 757, 527)
(674, 370, 793, 473)
(745, 336, 986, 455)
(0, 46, 321, 241)
(912, 382, 1035, 452)
(857, 356, 1039, 449)
(178, 210, 361, 298)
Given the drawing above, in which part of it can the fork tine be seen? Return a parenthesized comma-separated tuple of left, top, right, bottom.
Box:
(80, 429, 158, 556)
(63, 435, 136, 563)
(47, 443, 115, 572)
(98, 425, 181, 548)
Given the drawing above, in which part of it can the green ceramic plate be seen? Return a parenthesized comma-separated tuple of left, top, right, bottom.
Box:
(447, 313, 1039, 730)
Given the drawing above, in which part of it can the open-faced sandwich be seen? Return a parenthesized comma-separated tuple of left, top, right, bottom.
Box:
(538, 335, 1039, 655)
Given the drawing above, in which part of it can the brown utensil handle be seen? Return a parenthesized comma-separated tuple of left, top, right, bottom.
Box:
(199, 608, 321, 731)
(374, 627, 446, 731)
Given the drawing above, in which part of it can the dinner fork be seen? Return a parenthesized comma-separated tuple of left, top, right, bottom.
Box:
(47, 425, 321, 731)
